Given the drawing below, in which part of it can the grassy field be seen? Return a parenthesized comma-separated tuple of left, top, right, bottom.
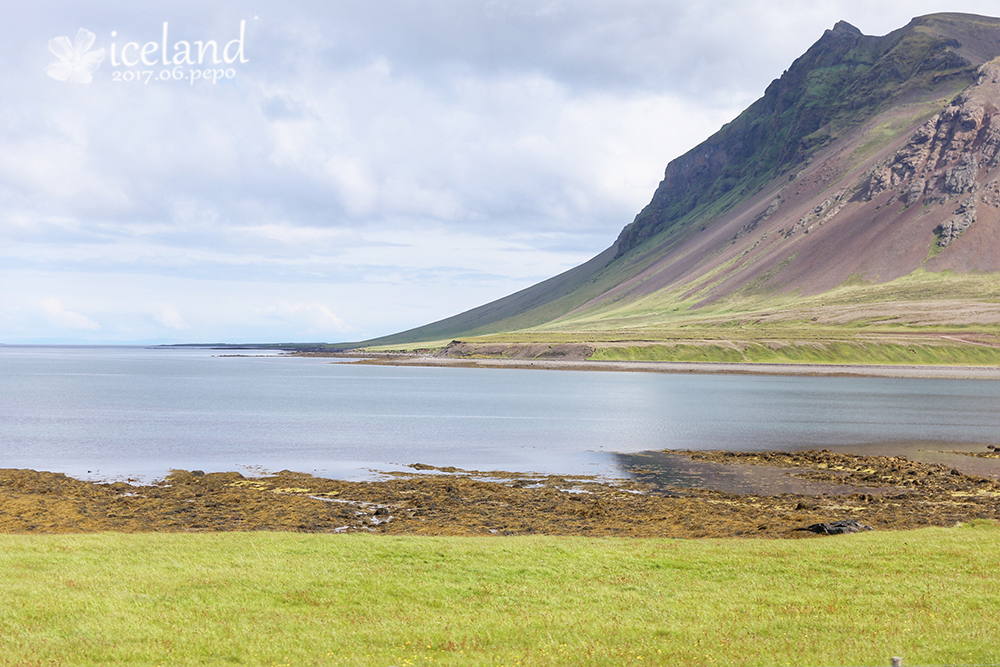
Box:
(1, 523, 998, 666)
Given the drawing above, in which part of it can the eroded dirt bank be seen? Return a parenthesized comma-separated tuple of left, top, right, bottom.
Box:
(2, 450, 999, 538)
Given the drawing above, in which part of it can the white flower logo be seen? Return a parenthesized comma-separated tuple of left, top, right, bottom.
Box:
(46, 28, 105, 83)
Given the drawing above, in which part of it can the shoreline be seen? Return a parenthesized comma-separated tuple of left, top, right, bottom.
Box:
(3, 449, 998, 537)
(341, 354, 1000, 379)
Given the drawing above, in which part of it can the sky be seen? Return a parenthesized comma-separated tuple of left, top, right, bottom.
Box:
(4, 1, 1000, 344)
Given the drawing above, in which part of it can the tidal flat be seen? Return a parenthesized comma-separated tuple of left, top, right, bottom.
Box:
(2, 449, 999, 537)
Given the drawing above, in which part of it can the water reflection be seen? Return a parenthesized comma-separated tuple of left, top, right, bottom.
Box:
(614, 442, 1000, 495)
(4, 346, 1000, 482)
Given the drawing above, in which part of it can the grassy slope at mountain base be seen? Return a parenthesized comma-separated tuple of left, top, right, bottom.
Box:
(590, 339, 1000, 365)
(530, 269, 1000, 335)
(366, 271, 1000, 366)
(1, 524, 997, 666)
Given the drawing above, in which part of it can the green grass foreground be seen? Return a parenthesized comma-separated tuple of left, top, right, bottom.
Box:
(2, 524, 998, 666)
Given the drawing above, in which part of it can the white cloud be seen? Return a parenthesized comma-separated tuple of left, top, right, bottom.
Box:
(152, 304, 190, 330)
(40, 297, 100, 330)
(260, 301, 350, 335)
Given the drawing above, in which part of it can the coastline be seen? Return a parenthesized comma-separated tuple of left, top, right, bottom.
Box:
(3, 449, 998, 537)
(341, 354, 1000, 379)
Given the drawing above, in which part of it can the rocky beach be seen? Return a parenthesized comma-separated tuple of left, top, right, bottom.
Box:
(3, 448, 998, 538)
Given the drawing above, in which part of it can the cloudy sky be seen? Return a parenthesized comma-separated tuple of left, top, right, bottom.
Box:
(3, 0, 999, 344)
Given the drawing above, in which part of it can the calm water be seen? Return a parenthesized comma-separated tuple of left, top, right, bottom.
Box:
(2, 345, 1000, 481)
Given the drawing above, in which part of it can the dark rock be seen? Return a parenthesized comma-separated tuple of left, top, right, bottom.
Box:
(936, 195, 977, 247)
(942, 153, 979, 195)
(795, 519, 873, 535)
(902, 178, 926, 205)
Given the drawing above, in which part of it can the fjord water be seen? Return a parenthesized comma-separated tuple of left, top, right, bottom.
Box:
(2, 346, 1000, 481)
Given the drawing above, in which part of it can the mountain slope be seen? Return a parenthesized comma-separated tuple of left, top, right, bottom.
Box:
(363, 13, 1000, 358)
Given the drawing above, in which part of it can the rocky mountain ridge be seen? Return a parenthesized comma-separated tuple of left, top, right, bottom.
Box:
(614, 13, 988, 258)
(863, 60, 1000, 249)
(360, 13, 1000, 349)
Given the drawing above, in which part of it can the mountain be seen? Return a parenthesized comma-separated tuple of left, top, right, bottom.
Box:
(362, 13, 1000, 364)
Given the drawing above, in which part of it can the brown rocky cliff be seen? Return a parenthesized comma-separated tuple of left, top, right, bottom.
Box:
(862, 59, 1000, 248)
(613, 15, 990, 259)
